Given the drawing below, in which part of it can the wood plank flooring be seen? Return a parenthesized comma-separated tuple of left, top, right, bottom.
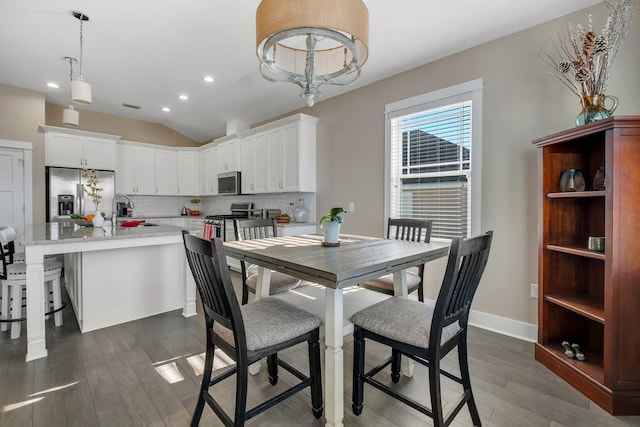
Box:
(1, 271, 640, 426)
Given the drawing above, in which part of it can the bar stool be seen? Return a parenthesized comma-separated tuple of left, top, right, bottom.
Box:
(0, 227, 64, 339)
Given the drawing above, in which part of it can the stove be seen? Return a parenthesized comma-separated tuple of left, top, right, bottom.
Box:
(203, 202, 253, 240)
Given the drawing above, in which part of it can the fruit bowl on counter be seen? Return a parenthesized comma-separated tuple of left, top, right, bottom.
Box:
(276, 214, 291, 224)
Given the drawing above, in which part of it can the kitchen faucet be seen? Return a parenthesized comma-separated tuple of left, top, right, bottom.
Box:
(112, 194, 135, 225)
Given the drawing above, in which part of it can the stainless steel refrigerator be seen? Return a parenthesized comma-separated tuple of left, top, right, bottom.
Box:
(46, 167, 115, 222)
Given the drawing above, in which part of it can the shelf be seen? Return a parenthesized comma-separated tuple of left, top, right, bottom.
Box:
(535, 342, 604, 385)
(545, 294, 605, 324)
(545, 244, 606, 260)
(546, 191, 605, 199)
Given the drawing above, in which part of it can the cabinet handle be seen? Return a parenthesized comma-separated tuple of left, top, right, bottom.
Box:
(80, 158, 83, 166)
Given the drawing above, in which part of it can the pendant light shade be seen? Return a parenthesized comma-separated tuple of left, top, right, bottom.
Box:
(63, 56, 80, 126)
(256, 0, 369, 106)
(63, 106, 79, 126)
(71, 11, 92, 104)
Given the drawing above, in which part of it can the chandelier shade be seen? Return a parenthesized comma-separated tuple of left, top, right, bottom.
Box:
(71, 11, 92, 104)
(256, 0, 369, 106)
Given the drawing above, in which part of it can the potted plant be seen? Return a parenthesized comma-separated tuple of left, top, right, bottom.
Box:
(319, 207, 345, 244)
(82, 168, 105, 227)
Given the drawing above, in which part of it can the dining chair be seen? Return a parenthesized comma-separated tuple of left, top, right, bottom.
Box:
(0, 226, 64, 339)
(351, 230, 493, 427)
(359, 218, 434, 302)
(233, 218, 302, 305)
(181, 231, 323, 426)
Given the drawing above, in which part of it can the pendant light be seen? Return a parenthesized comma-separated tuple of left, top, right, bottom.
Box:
(256, 0, 369, 107)
(62, 57, 79, 126)
(71, 11, 92, 104)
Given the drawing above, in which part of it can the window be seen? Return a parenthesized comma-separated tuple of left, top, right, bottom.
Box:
(384, 79, 482, 241)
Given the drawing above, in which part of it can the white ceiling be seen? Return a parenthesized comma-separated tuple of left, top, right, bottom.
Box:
(0, 0, 600, 143)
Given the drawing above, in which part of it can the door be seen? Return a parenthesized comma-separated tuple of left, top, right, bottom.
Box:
(84, 137, 116, 170)
(0, 148, 25, 245)
(134, 146, 156, 194)
(178, 151, 198, 195)
(46, 133, 84, 168)
(155, 149, 178, 194)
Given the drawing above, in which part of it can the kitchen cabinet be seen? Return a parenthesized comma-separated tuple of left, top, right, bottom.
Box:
(533, 116, 640, 415)
(265, 116, 317, 193)
(199, 146, 219, 195)
(155, 149, 178, 194)
(217, 136, 241, 172)
(41, 126, 119, 170)
(116, 144, 155, 194)
(178, 151, 198, 195)
(241, 132, 267, 194)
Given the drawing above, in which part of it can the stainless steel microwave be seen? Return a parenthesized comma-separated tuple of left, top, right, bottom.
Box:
(218, 171, 241, 195)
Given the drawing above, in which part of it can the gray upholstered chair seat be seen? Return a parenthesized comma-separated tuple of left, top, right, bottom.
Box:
(245, 271, 301, 294)
(351, 297, 460, 348)
(214, 297, 322, 353)
(359, 271, 421, 294)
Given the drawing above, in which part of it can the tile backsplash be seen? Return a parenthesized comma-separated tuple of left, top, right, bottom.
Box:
(125, 193, 316, 221)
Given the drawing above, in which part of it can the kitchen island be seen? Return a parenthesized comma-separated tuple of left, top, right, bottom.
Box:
(22, 222, 200, 361)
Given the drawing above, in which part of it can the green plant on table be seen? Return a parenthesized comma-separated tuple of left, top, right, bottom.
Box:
(319, 207, 346, 227)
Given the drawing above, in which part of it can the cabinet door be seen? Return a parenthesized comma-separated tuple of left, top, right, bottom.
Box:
(201, 147, 218, 195)
(84, 137, 116, 170)
(155, 149, 178, 194)
(218, 138, 241, 172)
(178, 151, 198, 195)
(134, 147, 156, 194)
(116, 145, 136, 193)
(241, 136, 256, 194)
(281, 124, 300, 191)
(267, 128, 284, 192)
(46, 133, 84, 168)
(254, 133, 267, 193)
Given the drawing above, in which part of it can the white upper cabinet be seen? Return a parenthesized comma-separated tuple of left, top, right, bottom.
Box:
(199, 146, 219, 195)
(177, 150, 198, 195)
(116, 143, 155, 194)
(241, 132, 267, 194)
(155, 149, 178, 195)
(40, 126, 119, 170)
(217, 137, 241, 172)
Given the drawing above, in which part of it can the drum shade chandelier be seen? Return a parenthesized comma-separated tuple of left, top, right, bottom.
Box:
(62, 57, 79, 126)
(256, 0, 369, 107)
(71, 11, 92, 104)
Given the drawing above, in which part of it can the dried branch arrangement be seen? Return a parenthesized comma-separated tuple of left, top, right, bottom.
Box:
(540, 0, 634, 99)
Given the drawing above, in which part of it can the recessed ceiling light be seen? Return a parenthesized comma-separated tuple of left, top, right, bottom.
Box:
(46, 82, 60, 89)
(179, 94, 189, 100)
(162, 107, 171, 112)
(203, 76, 214, 83)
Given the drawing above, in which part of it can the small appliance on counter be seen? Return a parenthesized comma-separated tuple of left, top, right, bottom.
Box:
(181, 207, 189, 216)
(262, 209, 281, 219)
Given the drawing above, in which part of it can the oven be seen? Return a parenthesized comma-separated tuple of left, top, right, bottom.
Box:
(202, 202, 254, 241)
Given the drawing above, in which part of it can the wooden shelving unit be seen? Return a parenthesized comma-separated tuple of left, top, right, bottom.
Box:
(533, 116, 640, 415)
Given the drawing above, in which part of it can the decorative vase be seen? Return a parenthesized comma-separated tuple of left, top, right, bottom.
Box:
(559, 169, 585, 192)
(575, 94, 618, 126)
(293, 198, 309, 223)
(323, 221, 341, 244)
(593, 166, 606, 191)
(92, 211, 105, 227)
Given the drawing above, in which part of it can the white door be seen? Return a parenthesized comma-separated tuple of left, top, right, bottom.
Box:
(0, 147, 25, 248)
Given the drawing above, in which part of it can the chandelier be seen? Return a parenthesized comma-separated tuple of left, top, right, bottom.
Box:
(71, 11, 92, 104)
(62, 57, 79, 126)
(256, 0, 369, 107)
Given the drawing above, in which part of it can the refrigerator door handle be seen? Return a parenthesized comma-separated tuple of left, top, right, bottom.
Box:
(78, 183, 84, 217)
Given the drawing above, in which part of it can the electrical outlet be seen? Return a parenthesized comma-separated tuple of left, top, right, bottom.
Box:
(531, 283, 538, 298)
(348, 202, 355, 212)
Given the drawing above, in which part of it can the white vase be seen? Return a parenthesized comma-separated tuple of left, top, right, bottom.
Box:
(92, 211, 105, 227)
(323, 221, 341, 244)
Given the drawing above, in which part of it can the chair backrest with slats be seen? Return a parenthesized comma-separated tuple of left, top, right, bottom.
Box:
(387, 218, 433, 243)
(429, 230, 493, 348)
(233, 218, 278, 241)
(182, 231, 245, 345)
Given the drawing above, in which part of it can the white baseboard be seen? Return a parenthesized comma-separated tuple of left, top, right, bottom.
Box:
(468, 309, 537, 343)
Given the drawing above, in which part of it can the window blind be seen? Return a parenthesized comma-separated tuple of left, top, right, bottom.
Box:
(390, 101, 472, 240)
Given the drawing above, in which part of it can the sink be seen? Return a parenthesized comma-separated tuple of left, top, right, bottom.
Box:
(139, 223, 159, 227)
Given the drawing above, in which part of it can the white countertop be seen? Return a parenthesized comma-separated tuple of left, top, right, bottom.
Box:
(23, 222, 198, 246)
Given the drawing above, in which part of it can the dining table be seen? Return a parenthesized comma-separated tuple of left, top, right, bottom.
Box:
(223, 233, 449, 427)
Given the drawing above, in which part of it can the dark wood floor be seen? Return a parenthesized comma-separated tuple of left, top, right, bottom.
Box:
(1, 272, 640, 427)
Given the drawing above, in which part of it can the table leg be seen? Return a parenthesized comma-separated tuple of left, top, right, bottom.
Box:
(392, 270, 414, 377)
(325, 287, 344, 427)
(25, 245, 47, 361)
(248, 267, 272, 375)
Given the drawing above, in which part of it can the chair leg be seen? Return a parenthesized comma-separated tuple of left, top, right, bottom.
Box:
(391, 349, 401, 383)
(352, 328, 365, 416)
(234, 357, 249, 427)
(308, 336, 323, 418)
(267, 353, 278, 385)
(191, 339, 215, 427)
(1, 283, 9, 332)
(428, 356, 445, 427)
(10, 283, 22, 339)
(458, 337, 481, 426)
(418, 283, 424, 302)
(241, 283, 249, 305)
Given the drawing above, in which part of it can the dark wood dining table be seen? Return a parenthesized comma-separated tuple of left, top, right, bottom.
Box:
(224, 233, 449, 427)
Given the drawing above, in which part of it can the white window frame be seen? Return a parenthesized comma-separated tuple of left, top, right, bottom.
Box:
(384, 78, 483, 241)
